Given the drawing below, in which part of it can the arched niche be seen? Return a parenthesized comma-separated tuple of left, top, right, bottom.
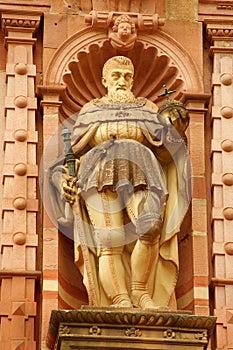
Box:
(44, 27, 203, 120)
(43, 26, 203, 310)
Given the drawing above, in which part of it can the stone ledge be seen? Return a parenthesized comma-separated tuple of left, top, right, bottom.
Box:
(46, 308, 216, 350)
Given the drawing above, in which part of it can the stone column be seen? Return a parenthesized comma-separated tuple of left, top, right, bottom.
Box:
(206, 20, 233, 349)
(0, 12, 41, 350)
(37, 86, 65, 350)
(177, 93, 211, 315)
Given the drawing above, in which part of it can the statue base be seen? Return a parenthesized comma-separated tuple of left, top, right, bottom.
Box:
(46, 307, 216, 349)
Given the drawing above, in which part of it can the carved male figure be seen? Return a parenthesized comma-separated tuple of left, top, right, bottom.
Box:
(50, 56, 190, 310)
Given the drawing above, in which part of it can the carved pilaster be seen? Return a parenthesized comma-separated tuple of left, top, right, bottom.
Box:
(204, 20, 233, 349)
(2, 13, 40, 47)
(177, 93, 211, 315)
(37, 85, 65, 349)
(2, 14, 40, 31)
(0, 11, 41, 350)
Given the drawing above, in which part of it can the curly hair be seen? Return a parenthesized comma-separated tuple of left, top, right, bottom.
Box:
(102, 56, 134, 78)
(112, 15, 136, 33)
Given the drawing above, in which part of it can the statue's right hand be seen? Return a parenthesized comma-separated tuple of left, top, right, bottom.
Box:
(62, 176, 78, 205)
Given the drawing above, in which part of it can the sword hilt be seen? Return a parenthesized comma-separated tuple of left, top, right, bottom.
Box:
(61, 127, 76, 178)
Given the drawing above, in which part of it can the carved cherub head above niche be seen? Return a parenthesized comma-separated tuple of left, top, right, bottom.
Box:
(85, 11, 165, 52)
(109, 14, 137, 51)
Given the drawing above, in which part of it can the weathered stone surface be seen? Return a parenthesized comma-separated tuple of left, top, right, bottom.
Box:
(0, 1, 232, 349)
(47, 308, 216, 350)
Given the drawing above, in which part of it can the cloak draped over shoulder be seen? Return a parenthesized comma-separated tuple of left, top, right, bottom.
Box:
(49, 98, 191, 308)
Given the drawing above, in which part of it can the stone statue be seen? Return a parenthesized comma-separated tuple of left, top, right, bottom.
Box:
(109, 15, 137, 51)
(49, 56, 191, 310)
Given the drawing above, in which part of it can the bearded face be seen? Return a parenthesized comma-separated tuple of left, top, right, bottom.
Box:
(107, 89, 136, 103)
(102, 65, 136, 103)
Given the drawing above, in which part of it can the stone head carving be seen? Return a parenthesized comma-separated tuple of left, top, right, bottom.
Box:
(102, 56, 136, 103)
(109, 15, 137, 51)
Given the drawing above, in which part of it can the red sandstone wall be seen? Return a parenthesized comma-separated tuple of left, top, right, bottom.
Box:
(0, 1, 232, 349)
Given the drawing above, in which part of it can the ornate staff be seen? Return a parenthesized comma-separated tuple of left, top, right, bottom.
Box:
(61, 127, 98, 306)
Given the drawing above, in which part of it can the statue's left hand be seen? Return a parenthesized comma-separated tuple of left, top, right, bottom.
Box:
(168, 105, 189, 132)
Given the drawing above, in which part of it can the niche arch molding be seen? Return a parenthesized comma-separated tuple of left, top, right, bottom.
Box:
(44, 26, 203, 119)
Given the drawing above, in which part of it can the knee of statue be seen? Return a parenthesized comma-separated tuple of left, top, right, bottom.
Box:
(137, 215, 162, 244)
